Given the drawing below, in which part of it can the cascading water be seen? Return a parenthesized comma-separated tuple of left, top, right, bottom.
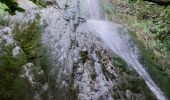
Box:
(5, 0, 167, 99)
(78, 0, 167, 99)
(81, 20, 167, 100)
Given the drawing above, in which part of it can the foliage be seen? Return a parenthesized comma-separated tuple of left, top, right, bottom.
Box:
(13, 17, 51, 100)
(161, 6, 170, 51)
(129, 0, 137, 3)
(0, 2, 7, 13)
(0, 3, 10, 26)
(94, 1, 170, 98)
(133, 0, 170, 53)
(0, 16, 50, 99)
(0, 0, 24, 15)
(0, 44, 27, 99)
(0, 0, 46, 15)
(130, 2, 170, 97)
(138, 40, 170, 99)
(110, 0, 170, 69)
(127, 30, 170, 99)
(30, 0, 47, 7)
(13, 17, 42, 60)
(112, 56, 132, 74)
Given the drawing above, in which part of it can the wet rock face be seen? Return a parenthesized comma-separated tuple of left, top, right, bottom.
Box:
(39, 0, 155, 98)
(38, 0, 115, 99)
(0, 0, 158, 100)
(0, 27, 13, 45)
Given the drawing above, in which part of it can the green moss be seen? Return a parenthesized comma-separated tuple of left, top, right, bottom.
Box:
(80, 51, 89, 63)
(119, 77, 155, 99)
(128, 30, 170, 99)
(112, 55, 156, 99)
(112, 56, 133, 74)
(140, 46, 170, 99)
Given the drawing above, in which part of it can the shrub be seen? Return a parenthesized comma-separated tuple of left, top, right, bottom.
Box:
(0, 16, 49, 100)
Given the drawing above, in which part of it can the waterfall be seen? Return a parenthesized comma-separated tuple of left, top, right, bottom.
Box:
(77, 0, 166, 100)
(5, 0, 167, 99)
(80, 20, 166, 100)
(78, 0, 167, 99)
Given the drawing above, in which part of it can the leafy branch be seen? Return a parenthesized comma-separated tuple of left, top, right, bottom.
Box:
(0, 0, 46, 15)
